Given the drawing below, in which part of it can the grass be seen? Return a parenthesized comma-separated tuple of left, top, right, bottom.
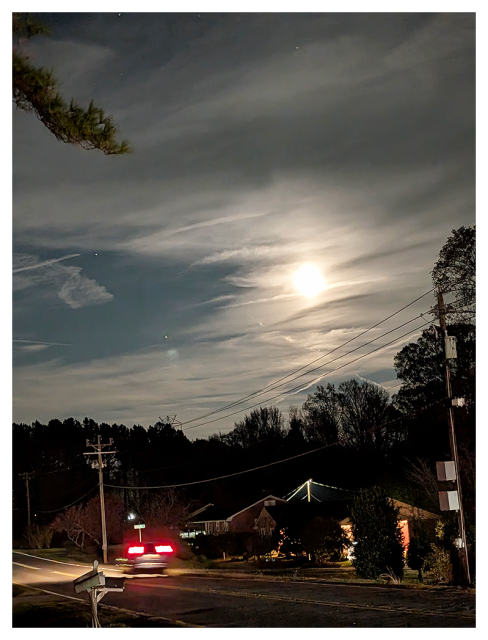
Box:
(13, 599, 178, 628)
(12, 583, 179, 628)
(15, 547, 98, 565)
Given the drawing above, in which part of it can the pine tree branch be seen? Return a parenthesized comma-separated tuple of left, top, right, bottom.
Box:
(13, 14, 130, 156)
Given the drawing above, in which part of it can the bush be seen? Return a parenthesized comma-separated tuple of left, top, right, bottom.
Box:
(300, 517, 349, 563)
(424, 544, 453, 584)
(25, 524, 54, 549)
(349, 486, 405, 580)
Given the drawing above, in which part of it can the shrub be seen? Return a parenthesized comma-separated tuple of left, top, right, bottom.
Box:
(300, 517, 349, 563)
(349, 486, 405, 580)
(25, 524, 54, 549)
(424, 544, 453, 584)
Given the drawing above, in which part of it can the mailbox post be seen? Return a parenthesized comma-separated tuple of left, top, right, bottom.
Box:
(73, 560, 125, 627)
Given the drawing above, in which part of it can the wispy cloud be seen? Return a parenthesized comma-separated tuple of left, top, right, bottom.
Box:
(224, 293, 299, 308)
(12, 254, 81, 273)
(13, 339, 72, 347)
(13, 254, 113, 309)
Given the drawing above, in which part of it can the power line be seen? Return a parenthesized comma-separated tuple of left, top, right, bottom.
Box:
(182, 318, 432, 432)
(35, 482, 100, 514)
(46, 474, 95, 498)
(105, 397, 445, 491)
(180, 289, 434, 427)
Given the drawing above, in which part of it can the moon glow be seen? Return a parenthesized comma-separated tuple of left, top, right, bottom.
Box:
(293, 264, 326, 296)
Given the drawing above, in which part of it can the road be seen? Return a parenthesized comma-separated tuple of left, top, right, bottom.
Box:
(13, 551, 475, 627)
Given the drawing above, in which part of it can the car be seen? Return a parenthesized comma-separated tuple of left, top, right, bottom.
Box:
(116, 541, 175, 575)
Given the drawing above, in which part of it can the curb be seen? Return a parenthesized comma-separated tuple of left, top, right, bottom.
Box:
(166, 567, 475, 592)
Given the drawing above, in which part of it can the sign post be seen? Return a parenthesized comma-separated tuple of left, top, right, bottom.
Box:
(134, 523, 145, 542)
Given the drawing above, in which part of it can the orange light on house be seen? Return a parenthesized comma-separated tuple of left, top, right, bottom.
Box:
(399, 520, 409, 551)
(341, 524, 353, 541)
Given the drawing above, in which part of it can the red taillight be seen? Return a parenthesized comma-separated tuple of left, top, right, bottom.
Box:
(155, 544, 173, 554)
(128, 545, 145, 554)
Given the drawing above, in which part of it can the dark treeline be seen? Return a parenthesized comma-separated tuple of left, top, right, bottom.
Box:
(13, 357, 475, 540)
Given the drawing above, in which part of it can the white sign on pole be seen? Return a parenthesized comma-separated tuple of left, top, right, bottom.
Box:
(134, 524, 145, 529)
(438, 490, 460, 511)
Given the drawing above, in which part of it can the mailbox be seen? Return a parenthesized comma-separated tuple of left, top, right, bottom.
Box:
(73, 560, 104, 593)
(73, 560, 125, 597)
(72, 560, 125, 627)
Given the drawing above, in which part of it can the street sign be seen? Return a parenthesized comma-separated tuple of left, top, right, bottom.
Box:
(134, 524, 145, 529)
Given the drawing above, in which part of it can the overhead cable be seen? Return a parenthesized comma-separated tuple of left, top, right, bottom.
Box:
(105, 397, 445, 491)
(182, 318, 432, 432)
(180, 289, 434, 426)
(35, 482, 100, 514)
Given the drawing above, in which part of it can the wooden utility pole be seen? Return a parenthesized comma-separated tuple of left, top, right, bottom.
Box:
(84, 437, 115, 564)
(19, 472, 33, 529)
(436, 292, 471, 585)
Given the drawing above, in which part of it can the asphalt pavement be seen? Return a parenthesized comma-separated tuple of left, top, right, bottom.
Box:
(12, 551, 476, 627)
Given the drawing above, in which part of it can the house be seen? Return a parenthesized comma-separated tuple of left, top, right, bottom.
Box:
(226, 495, 287, 534)
(339, 499, 440, 549)
(255, 479, 440, 553)
(182, 504, 230, 537)
(183, 478, 439, 553)
(255, 500, 352, 538)
(254, 479, 354, 538)
(182, 495, 287, 537)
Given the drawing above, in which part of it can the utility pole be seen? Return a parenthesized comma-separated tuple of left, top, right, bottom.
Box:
(19, 472, 33, 529)
(436, 292, 471, 585)
(84, 437, 115, 564)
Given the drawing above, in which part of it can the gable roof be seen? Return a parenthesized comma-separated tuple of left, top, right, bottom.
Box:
(284, 479, 355, 503)
(186, 504, 231, 523)
(339, 498, 441, 525)
(226, 495, 287, 522)
(263, 500, 353, 527)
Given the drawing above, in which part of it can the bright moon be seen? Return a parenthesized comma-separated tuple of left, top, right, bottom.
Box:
(293, 265, 326, 296)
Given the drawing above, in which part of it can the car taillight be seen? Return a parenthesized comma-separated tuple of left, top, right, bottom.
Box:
(128, 545, 145, 554)
(155, 544, 173, 553)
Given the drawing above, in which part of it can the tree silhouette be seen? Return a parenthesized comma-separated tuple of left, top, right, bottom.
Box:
(13, 13, 130, 155)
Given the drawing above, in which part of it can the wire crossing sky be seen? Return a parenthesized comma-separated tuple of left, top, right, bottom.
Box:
(12, 13, 475, 435)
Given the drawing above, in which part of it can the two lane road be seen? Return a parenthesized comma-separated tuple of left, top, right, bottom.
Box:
(13, 551, 475, 627)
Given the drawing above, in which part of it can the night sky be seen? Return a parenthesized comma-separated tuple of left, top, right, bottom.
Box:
(12, 12, 475, 436)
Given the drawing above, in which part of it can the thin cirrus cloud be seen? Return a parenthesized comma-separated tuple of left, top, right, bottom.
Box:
(12, 253, 81, 273)
(13, 253, 113, 309)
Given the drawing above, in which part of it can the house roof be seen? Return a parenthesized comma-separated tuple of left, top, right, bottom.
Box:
(227, 495, 287, 521)
(264, 500, 353, 527)
(186, 495, 287, 525)
(284, 479, 355, 503)
(339, 498, 441, 526)
(186, 504, 230, 523)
